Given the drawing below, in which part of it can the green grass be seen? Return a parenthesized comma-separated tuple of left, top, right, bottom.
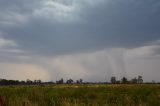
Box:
(0, 84, 160, 106)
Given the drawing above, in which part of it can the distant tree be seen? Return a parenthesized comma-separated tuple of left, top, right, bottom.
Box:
(80, 79, 83, 84)
(34, 80, 41, 84)
(76, 79, 83, 84)
(20, 81, 25, 85)
(37, 80, 41, 84)
(0, 79, 7, 85)
(66, 79, 73, 84)
(60, 78, 64, 84)
(131, 77, 138, 84)
(26, 79, 33, 84)
(0, 79, 22, 85)
(121, 77, 128, 84)
(137, 76, 143, 84)
(110, 76, 116, 84)
(76, 80, 80, 84)
(56, 78, 64, 84)
(116, 81, 120, 84)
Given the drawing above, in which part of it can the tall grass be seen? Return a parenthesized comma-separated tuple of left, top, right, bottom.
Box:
(0, 84, 160, 106)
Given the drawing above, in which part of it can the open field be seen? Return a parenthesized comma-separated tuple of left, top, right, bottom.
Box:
(0, 84, 160, 106)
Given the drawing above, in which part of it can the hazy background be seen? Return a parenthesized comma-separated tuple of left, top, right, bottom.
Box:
(0, 0, 160, 82)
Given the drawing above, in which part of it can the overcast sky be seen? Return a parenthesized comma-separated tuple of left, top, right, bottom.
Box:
(0, 0, 160, 82)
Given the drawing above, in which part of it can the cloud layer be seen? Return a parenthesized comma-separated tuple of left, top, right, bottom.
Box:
(1, 0, 159, 56)
(0, 0, 160, 82)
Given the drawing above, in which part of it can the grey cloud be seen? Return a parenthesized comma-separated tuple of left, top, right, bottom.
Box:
(151, 45, 160, 55)
(1, 0, 160, 57)
(1, 0, 160, 82)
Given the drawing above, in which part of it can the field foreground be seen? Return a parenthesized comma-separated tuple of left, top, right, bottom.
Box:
(0, 84, 160, 106)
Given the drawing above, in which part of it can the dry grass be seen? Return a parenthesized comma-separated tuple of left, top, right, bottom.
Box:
(0, 84, 160, 106)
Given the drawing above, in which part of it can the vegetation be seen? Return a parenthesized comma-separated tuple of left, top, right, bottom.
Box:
(0, 84, 160, 106)
(0, 76, 160, 106)
(0, 76, 156, 85)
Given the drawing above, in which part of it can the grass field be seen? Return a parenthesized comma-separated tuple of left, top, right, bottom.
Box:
(0, 84, 160, 106)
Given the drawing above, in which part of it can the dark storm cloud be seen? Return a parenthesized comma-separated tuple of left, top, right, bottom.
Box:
(0, 0, 38, 15)
(1, 0, 160, 56)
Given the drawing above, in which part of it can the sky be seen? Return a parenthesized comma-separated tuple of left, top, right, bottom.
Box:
(0, 0, 160, 82)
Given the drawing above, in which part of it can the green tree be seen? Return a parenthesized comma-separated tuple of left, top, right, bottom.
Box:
(138, 76, 143, 84)
(131, 77, 138, 84)
(66, 79, 73, 84)
(111, 76, 116, 84)
(121, 77, 128, 84)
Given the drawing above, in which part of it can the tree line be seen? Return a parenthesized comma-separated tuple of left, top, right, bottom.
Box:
(0, 75, 159, 85)
(110, 76, 143, 84)
(0, 79, 42, 85)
